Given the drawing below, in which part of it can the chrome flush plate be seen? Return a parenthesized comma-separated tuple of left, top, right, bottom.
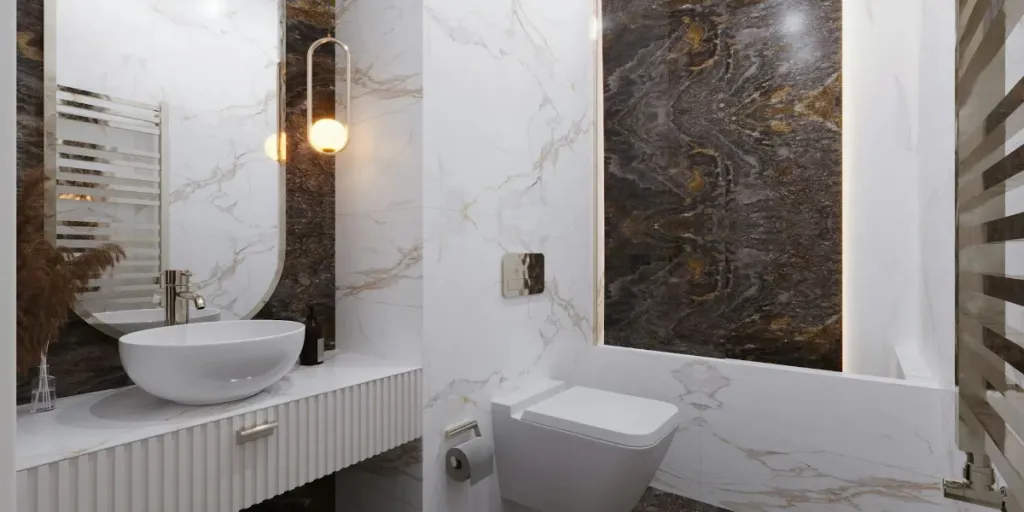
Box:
(502, 253, 545, 298)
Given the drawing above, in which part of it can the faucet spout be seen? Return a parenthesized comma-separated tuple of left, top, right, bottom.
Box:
(163, 270, 205, 326)
(179, 291, 207, 310)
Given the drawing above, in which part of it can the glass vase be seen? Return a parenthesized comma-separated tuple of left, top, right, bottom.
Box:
(30, 352, 56, 413)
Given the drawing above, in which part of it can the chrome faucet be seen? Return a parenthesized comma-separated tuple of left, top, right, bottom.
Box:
(163, 269, 207, 326)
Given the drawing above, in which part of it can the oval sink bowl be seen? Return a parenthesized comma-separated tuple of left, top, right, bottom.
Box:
(94, 307, 221, 334)
(119, 320, 305, 405)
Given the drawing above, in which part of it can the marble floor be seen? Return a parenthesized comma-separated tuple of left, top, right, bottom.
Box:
(242, 475, 335, 512)
(634, 488, 732, 512)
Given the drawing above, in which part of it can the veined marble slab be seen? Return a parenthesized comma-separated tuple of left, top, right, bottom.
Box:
(571, 346, 988, 512)
(420, 0, 598, 510)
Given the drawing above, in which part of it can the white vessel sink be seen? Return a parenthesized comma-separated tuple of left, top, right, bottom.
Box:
(94, 307, 221, 334)
(119, 320, 305, 405)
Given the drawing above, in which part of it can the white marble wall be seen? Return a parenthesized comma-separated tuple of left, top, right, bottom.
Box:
(843, 0, 919, 378)
(569, 347, 983, 512)
(335, 0, 423, 365)
(843, 0, 957, 382)
(334, 0, 425, 507)
(842, 0, 957, 387)
(55, 0, 282, 320)
(420, 0, 598, 509)
(916, 0, 957, 389)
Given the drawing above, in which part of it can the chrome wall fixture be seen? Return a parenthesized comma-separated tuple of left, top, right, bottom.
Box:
(306, 36, 351, 154)
(51, 85, 169, 316)
(952, 0, 1024, 510)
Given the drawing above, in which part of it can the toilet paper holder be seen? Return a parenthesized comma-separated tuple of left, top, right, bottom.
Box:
(444, 420, 494, 484)
(444, 419, 482, 439)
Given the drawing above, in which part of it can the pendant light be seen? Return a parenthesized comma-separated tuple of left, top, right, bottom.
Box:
(307, 36, 352, 154)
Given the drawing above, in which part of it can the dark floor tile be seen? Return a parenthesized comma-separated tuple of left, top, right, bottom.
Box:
(243, 475, 335, 512)
(633, 488, 732, 512)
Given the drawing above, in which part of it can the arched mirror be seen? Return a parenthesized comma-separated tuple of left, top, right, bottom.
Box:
(43, 0, 286, 337)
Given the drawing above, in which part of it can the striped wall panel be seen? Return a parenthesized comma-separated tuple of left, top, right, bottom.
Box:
(16, 370, 422, 512)
(956, 0, 1024, 510)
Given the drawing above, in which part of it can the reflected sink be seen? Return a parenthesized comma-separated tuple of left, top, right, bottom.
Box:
(94, 307, 221, 334)
(119, 320, 305, 405)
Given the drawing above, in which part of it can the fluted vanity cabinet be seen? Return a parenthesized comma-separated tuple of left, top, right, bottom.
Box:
(16, 354, 422, 512)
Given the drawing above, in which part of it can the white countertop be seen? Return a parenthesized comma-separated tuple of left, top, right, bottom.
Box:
(17, 353, 420, 471)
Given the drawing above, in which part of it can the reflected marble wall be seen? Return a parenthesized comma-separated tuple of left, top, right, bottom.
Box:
(15, 0, 337, 408)
(55, 0, 283, 321)
(602, 0, 842, 371)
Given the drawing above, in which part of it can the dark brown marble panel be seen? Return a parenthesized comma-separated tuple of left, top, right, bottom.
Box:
(15, 0, 42, 177)
(603, 0, 842, 371)
(634, 488, 732, 512)
(256, 0, 337, 344)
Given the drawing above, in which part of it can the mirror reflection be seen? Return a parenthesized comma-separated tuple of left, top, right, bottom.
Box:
(47, 0, 285, 336)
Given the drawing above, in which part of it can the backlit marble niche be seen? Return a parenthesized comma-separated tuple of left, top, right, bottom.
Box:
(602, 0, 842, 371)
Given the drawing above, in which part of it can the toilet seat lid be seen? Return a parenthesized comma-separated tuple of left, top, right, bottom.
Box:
(521, 386, 680, 448)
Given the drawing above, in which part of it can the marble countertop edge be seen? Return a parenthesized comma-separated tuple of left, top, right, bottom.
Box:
(16, 352, 421, 471)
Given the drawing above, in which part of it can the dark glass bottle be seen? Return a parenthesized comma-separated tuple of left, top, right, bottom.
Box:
(300, 305, 324, 366)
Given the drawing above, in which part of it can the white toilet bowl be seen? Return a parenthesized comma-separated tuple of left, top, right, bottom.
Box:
(492, 377, 681, 512)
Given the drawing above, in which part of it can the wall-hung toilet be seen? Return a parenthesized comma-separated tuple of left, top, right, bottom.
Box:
(492, 377, 681, 512)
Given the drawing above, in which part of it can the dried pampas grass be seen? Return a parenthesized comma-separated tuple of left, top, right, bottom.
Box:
(16, 167, 125, 374)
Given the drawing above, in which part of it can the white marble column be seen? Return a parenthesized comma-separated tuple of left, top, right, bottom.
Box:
(842, 0, 956, 380)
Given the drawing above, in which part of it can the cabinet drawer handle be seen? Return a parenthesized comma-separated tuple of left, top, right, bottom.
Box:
(236, 422, 278, 445)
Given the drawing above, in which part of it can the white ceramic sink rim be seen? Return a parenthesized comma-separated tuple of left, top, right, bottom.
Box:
(119, 320, 305, 405)
(120, 320, 302, 347)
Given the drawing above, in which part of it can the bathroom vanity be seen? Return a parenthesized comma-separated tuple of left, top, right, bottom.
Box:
(16, 354, 422, 512)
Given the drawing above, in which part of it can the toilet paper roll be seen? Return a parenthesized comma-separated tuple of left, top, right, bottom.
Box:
(445, 437, 494, 485)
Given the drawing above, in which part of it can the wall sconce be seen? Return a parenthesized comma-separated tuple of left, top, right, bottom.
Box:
(307, 36, 352, 154)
